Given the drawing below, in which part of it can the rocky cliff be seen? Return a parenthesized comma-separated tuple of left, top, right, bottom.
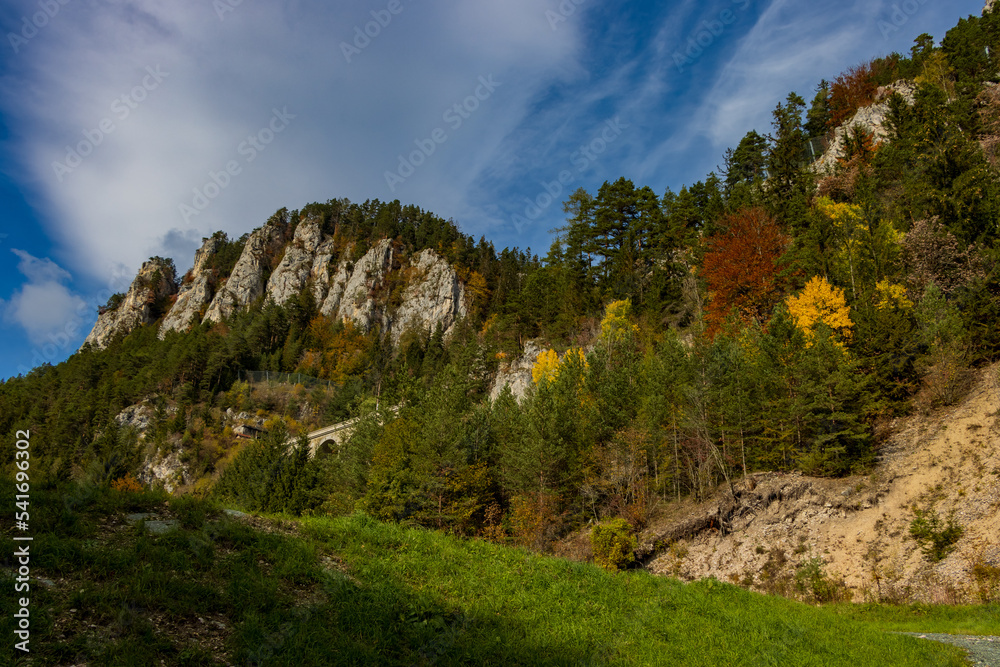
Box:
(813, 80, 916, 174)
(323, 238, 395, 329)
(265, 215, 336, 306)
(83, 212, 469, 350)
(158, 234, 222, 337)
(82, 258, 177, 350)
(488, 340, 544, 403)
(390, 249, 466, 344)
(203, 217, 291, 323)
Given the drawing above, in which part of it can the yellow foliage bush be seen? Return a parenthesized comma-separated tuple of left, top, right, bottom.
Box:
(532, 349, 560, 385)
(816, 197, 862, 226)
(875, 279, 913, 310)
(786, 276, 853, 345)
(531, 348, 589, 386)
(600, 299, 639, 345)
(591, 518, 637, 571)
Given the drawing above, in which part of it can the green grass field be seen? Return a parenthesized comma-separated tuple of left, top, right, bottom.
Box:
(828, 602, 999, 636)
(0, 482, 986, 665)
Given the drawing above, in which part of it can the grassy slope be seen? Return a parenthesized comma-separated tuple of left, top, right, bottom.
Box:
(828, 603, 1000, 636)
(0, 482, 979, 666)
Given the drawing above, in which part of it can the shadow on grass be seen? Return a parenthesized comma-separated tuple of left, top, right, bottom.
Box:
(232, 573, 605, 666)
(0, 480, 602, 666)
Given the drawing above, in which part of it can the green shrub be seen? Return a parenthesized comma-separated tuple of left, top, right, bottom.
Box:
(82, 421, 142, 487)
(591, 518, 637, 571)
(213, 425, 319, 515)
(909, 508, 964, 562)
(170, 494, 214, 529)
(795, 557, 850, 603)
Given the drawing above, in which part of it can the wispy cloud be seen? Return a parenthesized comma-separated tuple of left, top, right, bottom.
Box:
(1, 0, 581, 280)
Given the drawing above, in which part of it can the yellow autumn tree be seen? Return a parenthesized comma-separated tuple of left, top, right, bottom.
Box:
(532, 348, 588, 385)
(601, 299, 639, 345)
(816, 197, 864, 298)
(532, 349, 560, 385)
(786, 276, 853, 345)
(875, 279, 913, 311)
(915, 51, 955, 97)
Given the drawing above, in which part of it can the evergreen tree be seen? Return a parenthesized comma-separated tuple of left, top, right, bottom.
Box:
(766, 92, 810, 219)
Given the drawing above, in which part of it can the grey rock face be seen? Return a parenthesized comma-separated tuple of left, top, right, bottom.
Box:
(319, 256, 353, 318)
(334, 239, 394, 330)
(488, 340, 544, 403)
(137, 449, 191, 494)
(105, 213, 469, 352)
(265, 216, 327, 305)
(389, 249, 467, 345)
(116, 403, 156, 432)
(309, 237, 338, 305)
(203, 220, 289, 323)
(159, 235, 222, 337)
(81, 258, 177, 350)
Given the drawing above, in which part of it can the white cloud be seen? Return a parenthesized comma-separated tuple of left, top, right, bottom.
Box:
(11, 248, 73, 284)
(2, 249, 87, 345)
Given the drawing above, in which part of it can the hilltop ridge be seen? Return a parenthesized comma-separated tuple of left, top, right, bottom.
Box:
(83, 208, 467, 351)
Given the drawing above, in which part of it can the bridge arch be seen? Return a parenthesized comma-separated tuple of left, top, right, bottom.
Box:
(315, 439, 338, 457)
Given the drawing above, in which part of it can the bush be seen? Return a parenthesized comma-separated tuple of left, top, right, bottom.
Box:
(591, 518, 637, 572)
(828, 57, 900, 128)
(795, 557, 850, 603)
(83, 422, 143, 487)
(969, 547, 1000, 603)
(170, 495, 214, 529)
(909, 508, 964, 562)
(110, 474, 143, 493)
(213, 424, 319, 515)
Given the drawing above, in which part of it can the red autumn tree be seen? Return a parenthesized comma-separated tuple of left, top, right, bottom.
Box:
(827, 56, 899, 128)
(702, 207, 788, 335)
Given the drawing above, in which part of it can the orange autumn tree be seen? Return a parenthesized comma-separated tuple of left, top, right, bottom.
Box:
(703, 207, 788, 335)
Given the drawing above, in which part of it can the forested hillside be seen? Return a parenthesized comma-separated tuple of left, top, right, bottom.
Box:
(2, 8, 1000, 556)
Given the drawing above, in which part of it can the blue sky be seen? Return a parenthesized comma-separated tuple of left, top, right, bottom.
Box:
(0, 0, 986, 380)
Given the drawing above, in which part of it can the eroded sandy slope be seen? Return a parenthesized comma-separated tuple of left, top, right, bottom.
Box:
(637, 364, 1000, 602)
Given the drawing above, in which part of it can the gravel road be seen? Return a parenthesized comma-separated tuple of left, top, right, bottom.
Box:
(898, 633, 1000, 666)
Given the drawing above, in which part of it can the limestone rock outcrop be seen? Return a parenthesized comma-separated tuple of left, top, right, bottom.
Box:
(325, 239, 395, 330)
(265, 216, 331, 306)
(159, 235, 222, 337)
(81, 258, 177, 350)
(319, 258, 352, 320)
(138, 450, 190, 493)
(389, 249, 466, 344)
(813, 80, 916, 174)
(107, 212, 469, 352)
(488, 340, 544, 403)
(308, 236, 339, 306)
(115, 403, 156, 432)
(203, 218, 290, 323)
